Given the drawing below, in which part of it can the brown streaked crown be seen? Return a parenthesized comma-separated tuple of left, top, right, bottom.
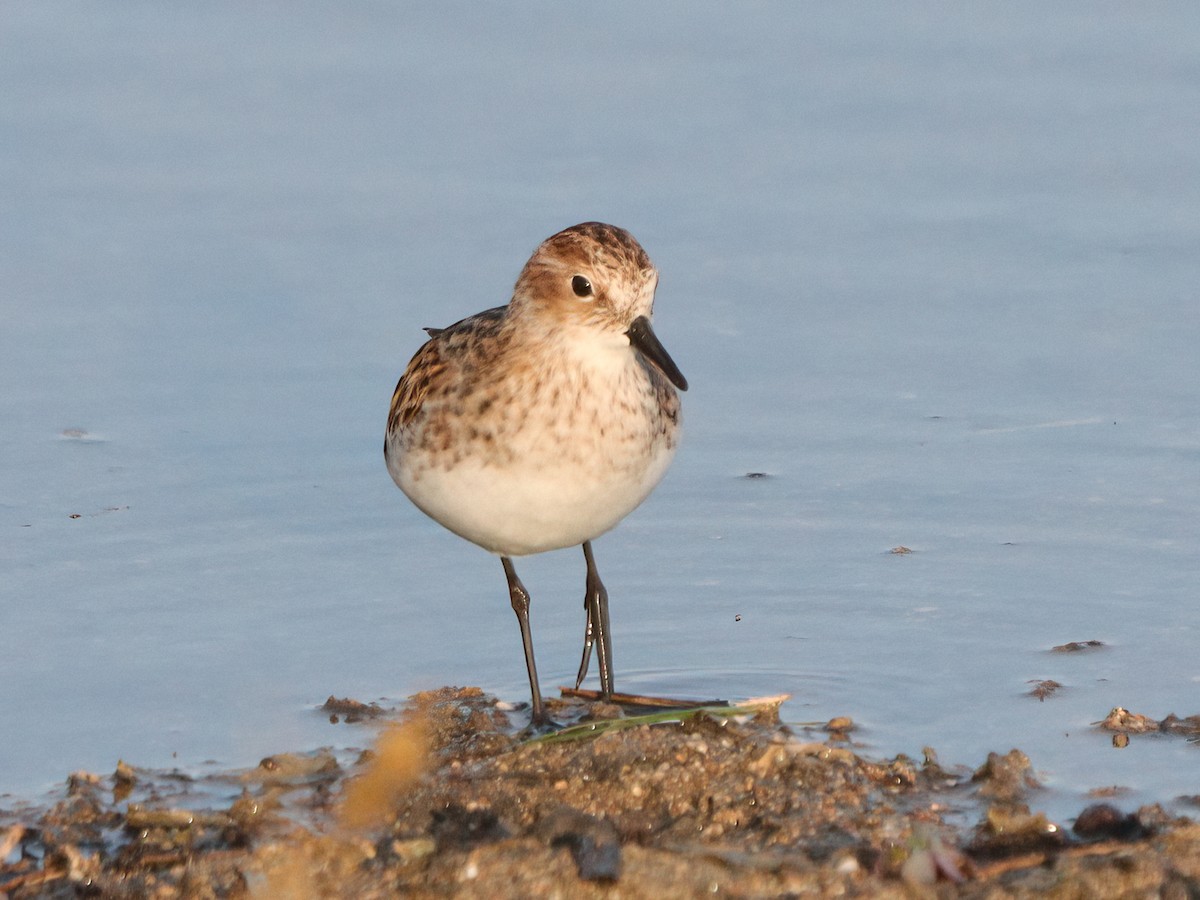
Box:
(510, 222, 658, 327)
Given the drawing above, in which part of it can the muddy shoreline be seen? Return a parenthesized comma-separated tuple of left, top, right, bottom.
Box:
(3, 687, 1198, 898)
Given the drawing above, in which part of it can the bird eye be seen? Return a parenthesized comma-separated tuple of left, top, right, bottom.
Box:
(571, 275, 593, 298)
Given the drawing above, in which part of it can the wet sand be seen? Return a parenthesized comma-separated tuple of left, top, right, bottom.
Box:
(3, 687, 1198, 898)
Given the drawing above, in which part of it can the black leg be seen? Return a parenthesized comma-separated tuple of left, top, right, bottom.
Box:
(581, 541, 613, 698)
(502, 557, 546, 725)
(574, 600, 595, 690)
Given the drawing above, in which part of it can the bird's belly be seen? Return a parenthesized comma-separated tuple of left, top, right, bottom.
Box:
(390, 439, 676, 557)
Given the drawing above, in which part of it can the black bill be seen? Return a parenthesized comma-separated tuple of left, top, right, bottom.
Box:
(626, 315, 688, 392)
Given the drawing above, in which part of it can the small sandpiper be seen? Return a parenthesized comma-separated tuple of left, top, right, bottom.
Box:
(385, 222, 687, 725)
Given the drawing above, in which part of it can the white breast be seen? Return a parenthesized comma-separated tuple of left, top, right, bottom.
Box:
(388, 331, 679, 557)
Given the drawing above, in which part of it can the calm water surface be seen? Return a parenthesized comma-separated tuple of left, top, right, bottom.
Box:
(3, 5, 1199, 823)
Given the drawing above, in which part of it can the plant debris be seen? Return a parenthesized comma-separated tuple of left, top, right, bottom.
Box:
(1052, 640, 1105, 652)
(1097, 707, 1200, 739)
(1027, 679, 1063, 701)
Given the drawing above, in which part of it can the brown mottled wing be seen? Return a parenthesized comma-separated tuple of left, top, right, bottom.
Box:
(387, 340, 446, 436)
(386, 305, 508, 440)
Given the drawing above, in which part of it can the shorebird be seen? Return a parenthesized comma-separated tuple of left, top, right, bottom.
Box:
(385, 222, 686, 724)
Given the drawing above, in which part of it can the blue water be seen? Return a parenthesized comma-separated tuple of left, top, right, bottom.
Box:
(3, 5, 1199, 823)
